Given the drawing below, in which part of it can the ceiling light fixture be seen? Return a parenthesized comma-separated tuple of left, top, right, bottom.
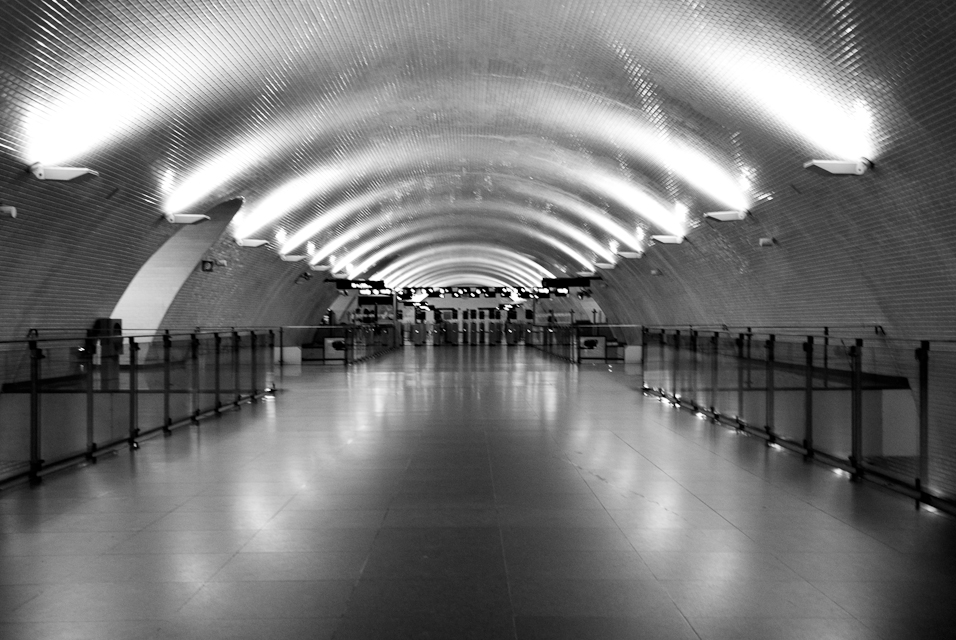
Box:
(803, 158, 872, 176)
(29, 163, 98, 181)
(235, 238, 268, 247)
(165, 213, 209, 224)
(650, 235, 684, 244)
(704, 210, 749, 221)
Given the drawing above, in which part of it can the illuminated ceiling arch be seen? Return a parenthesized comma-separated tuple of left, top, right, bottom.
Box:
(390, 263, 540, 290)
(376, 249, 550, 290)
(333, 215, 597, 274)
(343, 228, 567, 281)
(10, 1, 881, 294)
(322, 202, 620, 274)
(367, 243, 556, 283)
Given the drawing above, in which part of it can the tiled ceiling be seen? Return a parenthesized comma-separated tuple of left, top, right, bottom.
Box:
(1, 0, 885, 288)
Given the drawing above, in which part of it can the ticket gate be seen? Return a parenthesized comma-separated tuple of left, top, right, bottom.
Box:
(487, 321, 500, 345)
(505, 324, 520, 345)
(469, 321, 478, 344)
(446, 324, 459, 345)
(411, 324, 426, 346)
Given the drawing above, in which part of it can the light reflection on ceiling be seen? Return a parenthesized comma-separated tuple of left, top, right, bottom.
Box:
(10, 0, 878, 288)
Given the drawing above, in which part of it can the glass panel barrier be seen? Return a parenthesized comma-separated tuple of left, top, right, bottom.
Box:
(857, 339, 920, 485)
(811, 339, 855, 463)
(0, 344, 31, 480)
(772, 336, 809, 446)
(926, 343, 956, 500)
(167, 335, 195, 425)
(195, 333, 219, 415)
(38, 341, 92, 465)
(736, 333, 768, 432)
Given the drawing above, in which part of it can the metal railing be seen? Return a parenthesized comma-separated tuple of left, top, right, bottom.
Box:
(641, 326, 956, 512)
(0, 329, 274, 486)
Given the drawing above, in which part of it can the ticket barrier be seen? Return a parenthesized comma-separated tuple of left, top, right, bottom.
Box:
(505, 324, 519, 345)
(411, 324, 426, 346)
(487, 322, 500, 345)
(469, 322, 479, 344)
(445, 325, 459, 345)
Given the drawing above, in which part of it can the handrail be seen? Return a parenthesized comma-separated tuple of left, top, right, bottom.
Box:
(640, 326, 956, 515)
(0, 329, 277, 487)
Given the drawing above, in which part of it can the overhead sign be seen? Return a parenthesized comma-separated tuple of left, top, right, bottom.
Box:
(541, 277, 594, 288)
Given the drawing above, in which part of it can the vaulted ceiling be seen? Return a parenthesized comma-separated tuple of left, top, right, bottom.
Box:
(1, 0, 885, 290)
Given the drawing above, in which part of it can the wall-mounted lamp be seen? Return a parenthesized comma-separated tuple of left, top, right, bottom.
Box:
(165, 213, 209, 224)
(758, 237, 777, 247)
(617, 251, 643, 259)
(576, 270, 596, 277)
(235, 238, 268, 247)
(649, 268, 664, 276)
(803, 158, 872, 176)
(650, 235, 684, 244)
(310, 264, 333, 271)
(0, 204, 16, 218)
(29, 163, 99, 181)
(280, 254, 307, 262)
(594, 262, 616, 269)
(704, 210, 749, 221)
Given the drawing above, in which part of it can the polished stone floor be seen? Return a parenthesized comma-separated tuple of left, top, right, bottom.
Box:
(1, 346, 956, 639)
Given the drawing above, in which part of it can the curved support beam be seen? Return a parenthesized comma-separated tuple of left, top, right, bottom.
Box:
(110, 198, 244, 335)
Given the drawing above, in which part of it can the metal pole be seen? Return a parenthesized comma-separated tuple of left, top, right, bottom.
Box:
(128, 337, 140, 450)
(803, 336, 814, 457)
(232, 331, 241, 405)
(916, 341, 930, 504)
(736, 333, 745, 425)
(29, 341, 43, 484)
(190, 333, 200, 423)
(765, 335, 775, 443)
(850, 338, 864, 479)
(214, 333, 222, 412)
(710, 332, 719, 415)
(279, 327, 285, 367)
(251, 331, 259, 400)
(86, 337, 96, 460)
(672, 330, 681, 402)
(690, 330, 698, 408)
(163, 333, 172, 436)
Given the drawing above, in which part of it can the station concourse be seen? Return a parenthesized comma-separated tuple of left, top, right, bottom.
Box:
(1, 346, 954, 640)
(3, 1, 956, 638)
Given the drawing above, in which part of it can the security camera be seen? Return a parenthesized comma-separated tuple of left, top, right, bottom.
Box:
(0, 205, 16, 218)
(30, 163, 99, 181)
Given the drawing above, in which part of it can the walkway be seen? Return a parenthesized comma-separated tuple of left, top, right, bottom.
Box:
(1, 347, 955, 639)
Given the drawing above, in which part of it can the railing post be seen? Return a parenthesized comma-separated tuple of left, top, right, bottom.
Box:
(232, 330, 241, 404)
(823, 327, 830, 388)
(214, 332, 222, 411)
(849, 338, 864, 479)
(672, 330, 680, 401)
(163, 333, 172, 436)
(710, 332, 719, 415)
(641, 327, 648, 388)
(28, 340, 43, 485)
(128, 337, 140, 450)
(250, 331, 259, 400)
(689, 330, 698, 408)
(803, 336, 814, 458)
(190, 333, 200, 423)
(736, 333, 745, 426)
(279, 327, 285, 367)
(916, 341, 930, 505)
(765, 335, 775, 443)
(85, 337, 96, 461)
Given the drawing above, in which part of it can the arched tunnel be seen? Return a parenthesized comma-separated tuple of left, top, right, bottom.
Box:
(1, 2, 956, 638)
